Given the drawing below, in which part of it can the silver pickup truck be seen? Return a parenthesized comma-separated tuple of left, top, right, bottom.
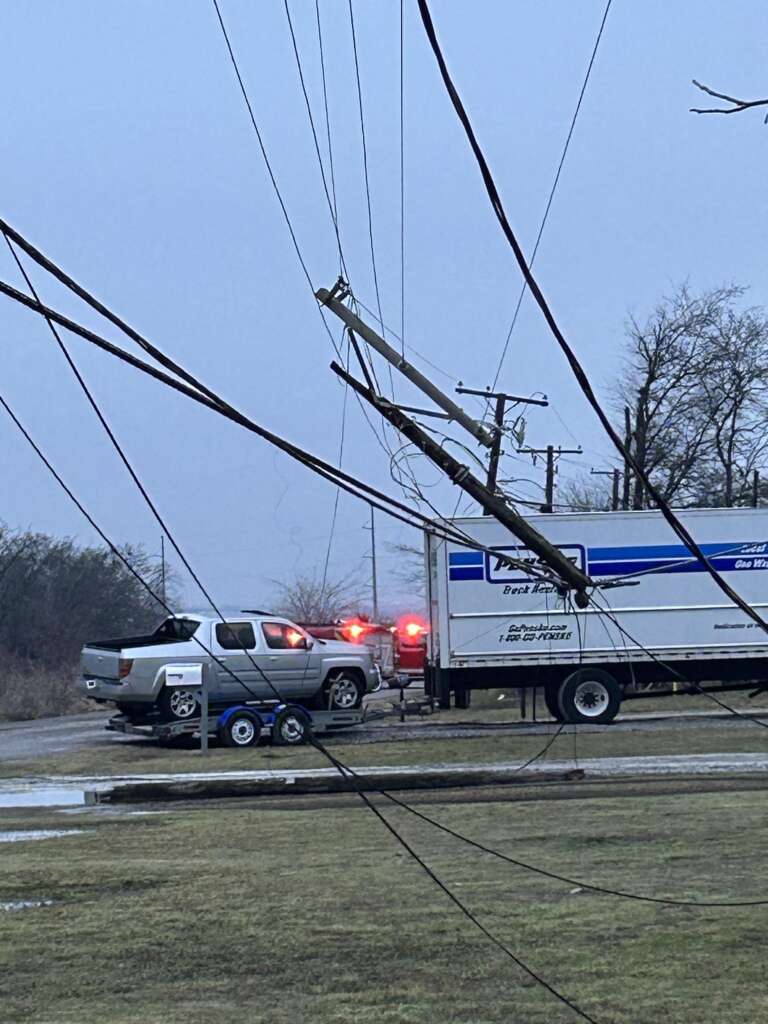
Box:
(79, 613, 378, 721)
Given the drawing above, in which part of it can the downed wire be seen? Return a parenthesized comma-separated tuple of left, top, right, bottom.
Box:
(0, 273, 551, 584)
(415, 0, 768, 636)
(0, 386, 600, 1024)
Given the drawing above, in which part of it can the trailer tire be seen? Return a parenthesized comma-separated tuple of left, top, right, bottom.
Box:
(557, 669, 621, 725)
(157, 686, 200, 722)
(219, 710, 262, 748)
(273, 707, 311, 746)
(543, 685, 565, 722)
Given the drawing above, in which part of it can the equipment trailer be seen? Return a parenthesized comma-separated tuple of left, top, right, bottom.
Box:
(107, 700, 363, 748)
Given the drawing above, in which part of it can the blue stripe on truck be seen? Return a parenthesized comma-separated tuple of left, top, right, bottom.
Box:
(449, 566, 485, 581)
(448, 551, 484, 566)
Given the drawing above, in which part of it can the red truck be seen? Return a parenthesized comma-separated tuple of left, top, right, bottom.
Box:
(303, 614, 428, 688)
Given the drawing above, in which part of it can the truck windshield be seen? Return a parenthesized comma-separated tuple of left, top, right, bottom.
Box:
(153, 618, 200, 641)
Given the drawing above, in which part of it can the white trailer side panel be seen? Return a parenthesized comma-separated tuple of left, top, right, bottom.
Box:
(429, 509, 768, 669)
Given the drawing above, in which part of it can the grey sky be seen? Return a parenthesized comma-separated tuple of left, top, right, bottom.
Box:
(1, 0, 765, 613)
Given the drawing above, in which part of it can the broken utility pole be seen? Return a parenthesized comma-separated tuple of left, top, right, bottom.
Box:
(454, 385, 548, 505)
(518, 445, 582, 513)
(316, 282, 494, 448)
(330, 361, 592, 605)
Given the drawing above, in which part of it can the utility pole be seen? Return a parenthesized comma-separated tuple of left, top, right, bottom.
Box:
(369, 507, 379, 621)
(455, 385, 548, 510)
(331, 361, 592, 604)
(517, 445, 583, 513)
(590, 468, 621, 511)
(632, 386, 649, 510)
(317, 282, 495, 447)
(160, 534, 166, 606)
(753, 470, 760, 508)
(622, 406, 632, 511)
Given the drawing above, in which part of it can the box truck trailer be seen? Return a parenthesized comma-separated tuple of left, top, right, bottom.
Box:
(424, 508, 768, 723)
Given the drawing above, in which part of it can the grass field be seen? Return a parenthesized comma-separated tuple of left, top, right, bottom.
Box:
(1, 782, 767, 1024)
(1, 712, 766, 781)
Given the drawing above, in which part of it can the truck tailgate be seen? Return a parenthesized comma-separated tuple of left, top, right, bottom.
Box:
(81, 646, 122, 680)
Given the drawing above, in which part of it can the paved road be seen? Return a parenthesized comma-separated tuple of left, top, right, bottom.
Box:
(2, 698, 768, 764)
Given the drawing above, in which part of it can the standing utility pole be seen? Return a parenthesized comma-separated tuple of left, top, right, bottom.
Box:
(455, 385, 548, 510)
(160, 535, 166, 606)
(590, 468, 621, 511)
(331, 361, 592, 604)
(518, 445, 582, 513)
(369, 507, 379, 621)
(753, 470, 760, 509)
(622, 406, 632, 511)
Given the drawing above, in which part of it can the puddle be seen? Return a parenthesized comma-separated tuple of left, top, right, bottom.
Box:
(0, 899, 54, 911)
(0, 829, 84, 843)
(0, 788, 89, 809)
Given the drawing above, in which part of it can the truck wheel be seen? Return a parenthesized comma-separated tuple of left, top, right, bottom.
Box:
(557, 669, 621, 725)
(273, 707, 311, 746)
(325, 673, 364, 710)
(219, 710, 262, 748)
(543, 685, 565, 722)
(157, 686, 200, 722)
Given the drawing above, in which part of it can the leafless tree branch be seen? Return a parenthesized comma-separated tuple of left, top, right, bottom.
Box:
(690, 79, 768, 118)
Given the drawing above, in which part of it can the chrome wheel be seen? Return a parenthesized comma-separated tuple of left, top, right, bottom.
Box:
(230, 718, 256, 746)
(169, 688, 198, 720)
(329, 676, 360, 710)
(573, 680, 609, 718)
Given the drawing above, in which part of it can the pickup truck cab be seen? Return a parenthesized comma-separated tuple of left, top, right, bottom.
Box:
(79, 613, 379, 721)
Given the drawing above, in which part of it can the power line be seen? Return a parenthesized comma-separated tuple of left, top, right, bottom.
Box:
(283, 0, 348, 277)
(0, 377, 598, 1024)
(314, 0, 340, 257)
(416, 0, 768, 638)
(399, 0, 406, 359)
(347, 0, 387, 344)
(491, 0, 613, 390)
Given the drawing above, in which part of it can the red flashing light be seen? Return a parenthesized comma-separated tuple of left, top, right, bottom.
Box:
(341, 619, 368, 643)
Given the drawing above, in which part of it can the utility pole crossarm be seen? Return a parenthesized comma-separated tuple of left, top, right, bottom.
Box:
(317, 285, 494, 448)
(330, 361, 592, 603)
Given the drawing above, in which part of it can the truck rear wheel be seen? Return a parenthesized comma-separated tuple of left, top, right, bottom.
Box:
(157, 686, 200, 722)
(323, 673, 364, 710)
(557, 669, 621, 725)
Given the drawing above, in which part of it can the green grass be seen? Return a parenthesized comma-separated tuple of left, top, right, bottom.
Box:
(1, 785, 767, 1023)
(0, 715, 765, 781)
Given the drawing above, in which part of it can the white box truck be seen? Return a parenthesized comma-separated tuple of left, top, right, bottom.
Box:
(425, 508, 768, 723)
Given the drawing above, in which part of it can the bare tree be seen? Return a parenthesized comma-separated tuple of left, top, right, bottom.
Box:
(386, 541, 426, 599)
(691, 80, 768, 119)
(558, 477, 613, 512)
(270, 569, 365, 623)
(616, 284, 744, 507)
(690, 307, 768, 505)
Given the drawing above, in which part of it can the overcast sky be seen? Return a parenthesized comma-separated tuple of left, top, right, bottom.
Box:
(1, 0, 765, 614)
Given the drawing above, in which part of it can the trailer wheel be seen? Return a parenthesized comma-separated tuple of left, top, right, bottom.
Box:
(273, 707, 311, 746)
(557, 669, 621, 725)
(219, 710, 262, 748)
(543, 685, 565, 722)
(157, 686, 200, 722)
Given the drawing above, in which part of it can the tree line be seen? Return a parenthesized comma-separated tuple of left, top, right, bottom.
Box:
(567, 283, 768, 511)
(0, 526, 168, 719)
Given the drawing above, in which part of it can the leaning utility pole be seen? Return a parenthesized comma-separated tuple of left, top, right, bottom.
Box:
(518, 445, 582, 513)
(455, 385, 548, 505)
(590, 468, 621, 511)
(330, 361, 592, 604)
(317, 282, 494, 447)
